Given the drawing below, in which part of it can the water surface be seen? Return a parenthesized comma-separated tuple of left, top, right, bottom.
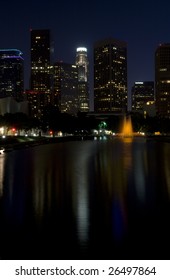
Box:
(0, 137, 170, 259)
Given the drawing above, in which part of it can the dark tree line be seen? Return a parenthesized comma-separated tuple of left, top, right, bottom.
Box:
(0, 109, 169, 135)
(0, 112, 39, 131)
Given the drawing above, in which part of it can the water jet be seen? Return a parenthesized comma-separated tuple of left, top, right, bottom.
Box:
(120, 115, 133, 138)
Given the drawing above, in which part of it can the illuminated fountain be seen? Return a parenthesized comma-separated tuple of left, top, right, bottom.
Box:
(120, 115, 133, 138)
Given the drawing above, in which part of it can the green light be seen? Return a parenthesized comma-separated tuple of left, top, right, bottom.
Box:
(98, 121, 107, 129)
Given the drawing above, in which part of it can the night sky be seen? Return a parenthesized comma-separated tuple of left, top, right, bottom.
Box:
(1, 0, 170, 110)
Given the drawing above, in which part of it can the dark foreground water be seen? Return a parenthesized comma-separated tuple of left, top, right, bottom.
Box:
(0, 137, 170, 260)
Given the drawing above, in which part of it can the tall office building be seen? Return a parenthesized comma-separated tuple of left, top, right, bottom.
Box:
(53, 62, 78, 115)
(0, 49, 24, 101)
(155, 44, 170, 117)
(26, 90, 45, 118)
(30, 29, 52, 118)
(75, 47, 89, 112)
(94, 38, 127, 113)
(131, 81, 154, 112)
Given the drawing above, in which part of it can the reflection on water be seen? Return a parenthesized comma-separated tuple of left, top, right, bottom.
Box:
(71, 144, 94, 247)
(0, 154, 5, 197)
(163, 143, 170, 197)
(133, 141, 147, 203)
(0, 138, 170, 259)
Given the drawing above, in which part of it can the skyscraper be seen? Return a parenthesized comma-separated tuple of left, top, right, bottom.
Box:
(75, 47, 89, 112)
(30, 29, 52, 118)
(94, 38, 127, 113)
(53, 62, 78, 115)
(0, 49, 24, 101)
(131, 81, 154, 112)
(155, 43, 170, 117)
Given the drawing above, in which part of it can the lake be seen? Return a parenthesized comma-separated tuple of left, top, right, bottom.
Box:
(0, 137, 170, 259)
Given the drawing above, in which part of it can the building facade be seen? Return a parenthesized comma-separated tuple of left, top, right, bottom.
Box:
(53, 62, 78, 115)
(94, 38, 127, 113)
(26, 90, 46, 118)
(155, 44, 170, 117)
(30, 29, 52, 118)
(131, 81, 154, 112)
(0, 49, 24, 101)
(75, 47, 89, 112)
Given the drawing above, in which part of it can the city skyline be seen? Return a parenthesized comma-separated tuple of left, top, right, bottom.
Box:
(1, 0, 170, 264)
(1, 0, 170, 110)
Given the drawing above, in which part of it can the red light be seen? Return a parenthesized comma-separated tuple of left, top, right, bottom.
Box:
(49, 131, 53, 134)
(12, 128, 16, 132)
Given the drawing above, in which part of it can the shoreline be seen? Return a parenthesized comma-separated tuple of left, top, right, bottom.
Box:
(0, 134, 170, 153)
(0, 135, 95, 152)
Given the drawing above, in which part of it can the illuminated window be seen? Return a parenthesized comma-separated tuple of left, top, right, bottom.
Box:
(159, 68, 167, 71)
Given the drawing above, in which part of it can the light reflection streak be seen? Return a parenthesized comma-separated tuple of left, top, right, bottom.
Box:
(163, 144, 170, 197)
(77, 179, 89, 244)
(31, 145, 69, 223)
(94, 140, 129, 241)
(71, 145, 92, 246)
(111, 141, 132, 240)
(34, 173, 45, 221)
(112, 198, 126, 241)
(5, 153, 15, 203)
(0, 154, 5, 197)
(32, 148, 52, 222)
(122, 140, 133, 175)
(133, 147, 146, 203)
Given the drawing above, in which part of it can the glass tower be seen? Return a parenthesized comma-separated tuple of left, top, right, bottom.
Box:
(131, 81, 154, 112)
(30, 29, 51, 118)
(94, 38, 127, 113)
(0, 49, 24, 101)
(75, 47, 89, 112)
(155, 43, 170, 117)
(53, 62, 78, 115)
